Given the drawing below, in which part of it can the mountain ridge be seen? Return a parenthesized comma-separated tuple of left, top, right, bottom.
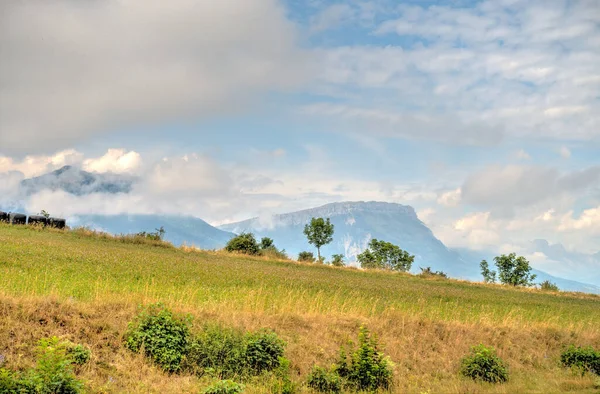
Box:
(20, 165, 135, 195)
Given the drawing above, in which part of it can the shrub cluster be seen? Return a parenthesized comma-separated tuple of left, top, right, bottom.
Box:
(330, 254, 345, 267)
(307, 366, 342, 393)
(225, 234, 288, 259)
(135, 226, 166, 241)
(308, 326, 393, 392)
(460, 344, 509, 383)
(539, 280, 560, 292)
(418, 266, 448, 279)
(124, 303, 192, 373)
(0, 337, 90, 394)
(202, 379, 245, 394)
(125, 304, 288, 384)
(561, 345, 600, 376)
(297, 251, 316, 263)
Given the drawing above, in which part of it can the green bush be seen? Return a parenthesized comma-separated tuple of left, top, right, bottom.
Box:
(124, 304, 192, 373)
(560, 345, 600, 375)
(460, 344, 508, 383)
(331, 254, 345, 267)
(539, 280, 560, 292)
(298, 251, 315, 263)
(245, 330, 286, 374)
(225, 233, 260, 255)
(0, 368, 37, 393)
(357, 239, 414, 272)
(67, 344, 91, 366)
(202, 379, 245, 394)
(418, 266, 448, 279)
(260, 237, 274, 249)
(186, 325, 286, 379)
(307, 366, 342, 393)
(0, 337, 86, 394)
(334, 326, 393, 391)
(186, 325, 248, 379)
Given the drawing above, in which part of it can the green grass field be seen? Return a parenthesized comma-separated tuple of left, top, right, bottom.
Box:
(1, 223, 599, 393)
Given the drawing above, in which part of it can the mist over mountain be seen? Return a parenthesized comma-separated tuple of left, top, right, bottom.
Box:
(20, 165, 135, 195)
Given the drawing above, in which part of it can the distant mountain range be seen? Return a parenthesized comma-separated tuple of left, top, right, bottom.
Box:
(3, 168, 600, 294)
(74, 214, 235, 251)
(20, 165, 135, 195)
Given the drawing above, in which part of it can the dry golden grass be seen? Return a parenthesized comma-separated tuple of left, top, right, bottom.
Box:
(0, 223, 599, 393)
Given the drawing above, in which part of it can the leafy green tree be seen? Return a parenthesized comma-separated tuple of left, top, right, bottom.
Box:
(224, 233, 260, 255)
(331, 254, 345, 267)
(494, 253, 537, 287)
(480, 260, 497, 283)
(260, 237, 274, 249)
(303, 217, 334, 262)
(357, 249, 378, 269)
(357, 239, 414, 272)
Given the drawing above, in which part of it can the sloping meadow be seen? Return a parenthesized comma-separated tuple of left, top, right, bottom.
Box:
(1, 224, 599, 392)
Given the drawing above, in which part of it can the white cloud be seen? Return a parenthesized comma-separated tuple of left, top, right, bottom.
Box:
(0, 150, 84, 178)
(83, 149, 142, 174)
(437, 188, 462, 207)
(0, 0, 310, 154)
(417, 208, 435, 224)
(309, 0, 600, 143)
(558, 207, 600, 232)
(461, 164, 600, 212)
(301, 103, 503, 146)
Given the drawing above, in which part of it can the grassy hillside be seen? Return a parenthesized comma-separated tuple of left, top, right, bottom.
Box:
(1, 223, 599, 393)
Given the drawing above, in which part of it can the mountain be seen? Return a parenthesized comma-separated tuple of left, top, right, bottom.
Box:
(20, 165, 135, 195)
(74, 214, 235, 250)
(219, 201, 600, 294)
(219, 201, 474, 277)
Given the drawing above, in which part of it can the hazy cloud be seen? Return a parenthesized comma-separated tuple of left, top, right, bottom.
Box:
(0, 0, 311, 154)
(461, 165, 600, 211)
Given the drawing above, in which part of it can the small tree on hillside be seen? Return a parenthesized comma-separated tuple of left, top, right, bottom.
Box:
(260, 237, 274, 249)
(303, 217, 334, 263)
(298, 251, 316, 263)
(357, 239, 414, 272)
(480, 260, 497, 283)
(494, 253, 537, 287)
(225, 233, 260, 255)
(331, 254, 345, 267)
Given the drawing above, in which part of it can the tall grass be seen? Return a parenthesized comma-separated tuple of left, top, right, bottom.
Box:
(0, 223, 599, 393)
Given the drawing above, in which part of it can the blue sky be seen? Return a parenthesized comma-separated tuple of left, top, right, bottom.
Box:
(0, 0, 599, 279)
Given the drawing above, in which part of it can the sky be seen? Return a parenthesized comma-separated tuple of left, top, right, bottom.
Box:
(1, 0, 599, 278)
